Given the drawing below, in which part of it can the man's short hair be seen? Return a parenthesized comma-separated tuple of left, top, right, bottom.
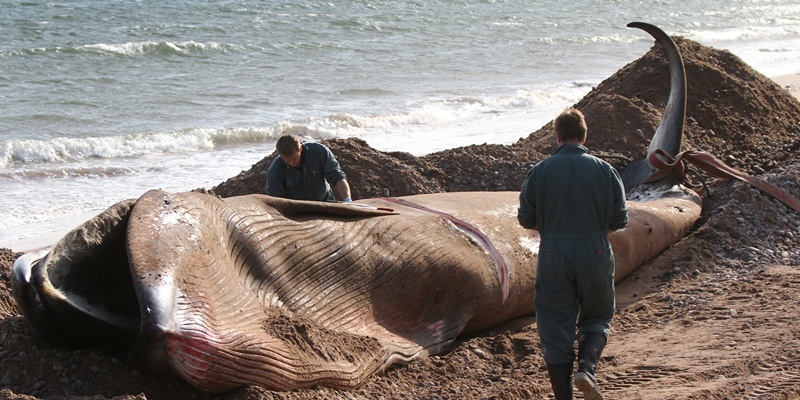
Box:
(276, 134, 302, 156)
(553, 108, 587, 142)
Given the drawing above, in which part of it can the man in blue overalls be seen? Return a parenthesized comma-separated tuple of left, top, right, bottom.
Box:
(518, 108, 628, 400)
(266, 134, 352, 202)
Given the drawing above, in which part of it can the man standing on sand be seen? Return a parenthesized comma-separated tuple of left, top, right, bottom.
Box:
(266, 134, 352, 202)
(517, 108, 628, 400)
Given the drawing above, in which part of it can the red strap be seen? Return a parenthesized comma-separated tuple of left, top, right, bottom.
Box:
(646, 149, 800, 213)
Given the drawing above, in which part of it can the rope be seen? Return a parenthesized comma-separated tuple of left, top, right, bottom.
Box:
(646, 149, 800, 213)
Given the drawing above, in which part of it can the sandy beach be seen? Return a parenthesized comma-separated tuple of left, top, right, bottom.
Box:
(774, 73, 800, 99)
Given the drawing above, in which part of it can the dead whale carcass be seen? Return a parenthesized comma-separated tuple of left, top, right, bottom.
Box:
(11, 22, 701, 392)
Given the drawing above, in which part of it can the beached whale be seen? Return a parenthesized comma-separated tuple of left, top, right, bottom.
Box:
(11, 22, 701, 392)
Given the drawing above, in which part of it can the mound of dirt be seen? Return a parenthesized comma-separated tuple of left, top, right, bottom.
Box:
(2, 37, 799, 399)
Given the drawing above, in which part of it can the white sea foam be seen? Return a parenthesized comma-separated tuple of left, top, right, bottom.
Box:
(0, 127, 280, 167)
(1, 85, 583, 169)
(79, 41, 242, 57)
(686, 26, 800, 43)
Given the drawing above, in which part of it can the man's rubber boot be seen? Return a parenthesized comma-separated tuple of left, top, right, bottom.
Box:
(575, 333, 607, 400)
(546, 362, 574, 400)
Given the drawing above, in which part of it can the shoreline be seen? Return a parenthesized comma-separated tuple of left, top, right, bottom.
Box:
(3, 74, 799, 254)
(773, 73, 800, 100)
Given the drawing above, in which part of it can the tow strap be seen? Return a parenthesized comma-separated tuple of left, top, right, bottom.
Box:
(646, 148, 800, 213)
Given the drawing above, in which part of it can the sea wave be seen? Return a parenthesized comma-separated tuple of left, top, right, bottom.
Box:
(274, 85, 586, 140)
(686, 25, 800, 44)
(533, 33, 639, 47)
(0, 84, 586, 168)
(81, 41, 243, 57)
(0, 165, 138, 180)
(0, 126, 280, 167)
(1, 41, 245, 58)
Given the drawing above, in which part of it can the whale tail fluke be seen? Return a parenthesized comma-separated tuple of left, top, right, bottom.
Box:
(620, 22, 687, 193)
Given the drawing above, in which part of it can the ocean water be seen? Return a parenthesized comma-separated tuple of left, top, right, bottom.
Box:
(2, 0, 799, 251)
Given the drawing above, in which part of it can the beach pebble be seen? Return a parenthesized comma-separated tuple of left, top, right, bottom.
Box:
(471, 348, 489, 360)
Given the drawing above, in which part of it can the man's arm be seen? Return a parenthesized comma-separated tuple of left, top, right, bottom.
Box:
(517, 170, 538, 230)
(317, 144, 350, 201)
(608, 167, 629, 231)
(335, 178, 351, 202)
(265, 160, 286, 198)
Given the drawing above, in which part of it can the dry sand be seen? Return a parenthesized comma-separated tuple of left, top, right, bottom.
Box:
(774, 73, 800, 100)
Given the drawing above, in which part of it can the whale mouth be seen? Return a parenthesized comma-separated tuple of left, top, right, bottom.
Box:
(11, 199, 140, 352)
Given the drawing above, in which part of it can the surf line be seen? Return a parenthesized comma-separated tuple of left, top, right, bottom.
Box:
(379, 197, 509, 303)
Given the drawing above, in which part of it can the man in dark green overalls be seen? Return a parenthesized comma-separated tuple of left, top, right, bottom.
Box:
(518, 108, 628, 400)
(266, 134, 352, 202)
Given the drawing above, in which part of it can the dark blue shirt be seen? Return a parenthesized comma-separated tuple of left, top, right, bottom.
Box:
(518, 144, 628, 238)
(266, 142, 347, 202)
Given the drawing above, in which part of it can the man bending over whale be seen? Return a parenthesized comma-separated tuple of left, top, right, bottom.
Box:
(518, 108, 628, 400)
(266, 134, 352, 202)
